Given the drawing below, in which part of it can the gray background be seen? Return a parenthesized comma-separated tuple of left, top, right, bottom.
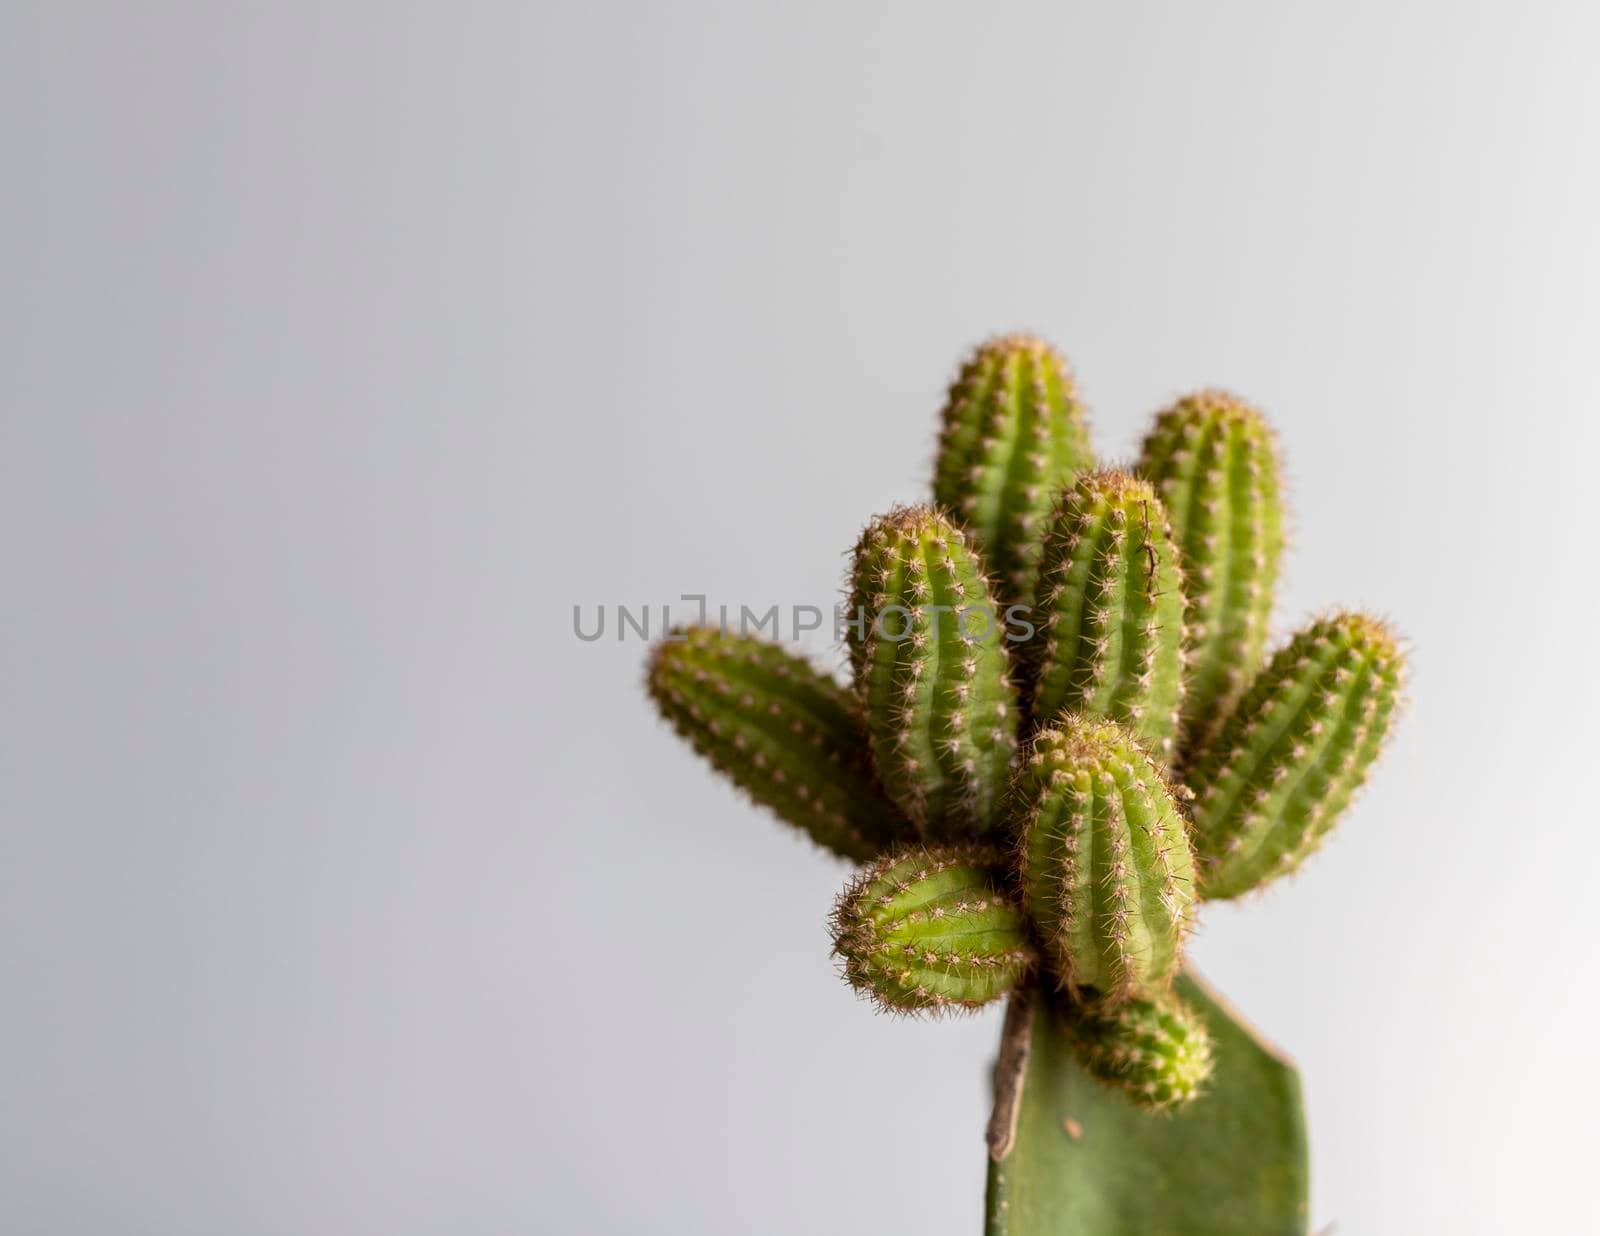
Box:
(4, 3, 1597, 1233)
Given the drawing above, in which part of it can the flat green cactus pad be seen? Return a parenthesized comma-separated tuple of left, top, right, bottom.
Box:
(986, 973, 1308, 1236)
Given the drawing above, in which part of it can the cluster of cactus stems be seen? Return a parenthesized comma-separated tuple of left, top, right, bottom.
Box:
(648, 334, 1406, 1131)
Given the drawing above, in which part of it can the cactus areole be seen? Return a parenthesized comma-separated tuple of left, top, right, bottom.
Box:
(646, 335, 1408, 1236)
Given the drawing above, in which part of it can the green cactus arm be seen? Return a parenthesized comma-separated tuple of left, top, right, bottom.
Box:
(1026, 471, 1187, 763)
(1136, 391, 1285, 756)
(932, 335, 1096, 610)
(1068, 989, 1214, 1113)
(985, 973, 1309, 1236)
(646, 626, 910, 862)
(830, 846, 1036, 1012)
(1013, 717, 1195, 1005)
(847, 506, 1020, 840)
(1183, 611, 1406, 900)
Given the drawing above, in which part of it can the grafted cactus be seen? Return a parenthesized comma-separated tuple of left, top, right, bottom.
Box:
(1026, 471, 1186, 761)
(932, 335, 1094, 609)
(847, 505, 1019, 839)
(1137, 391, 1285, 752)
(646, 335, 1409, 1236)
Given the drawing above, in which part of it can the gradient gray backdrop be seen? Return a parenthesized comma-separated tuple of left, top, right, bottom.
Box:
(5, 4, 1597, 1233)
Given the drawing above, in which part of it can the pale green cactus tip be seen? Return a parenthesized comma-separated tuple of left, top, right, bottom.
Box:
(1069, 989, 1215, 1113)
(1024, 470, 1186, 764)
(932, 335, 1095, 611)
(646, 625, 910, 863)
(1014, 715, 1196, 1007)
(1136, 390, 1286, 756)
(847, 504, 1020, 841)
(830, 846, 1037, 1013)
(1185, 610, 1408, 900)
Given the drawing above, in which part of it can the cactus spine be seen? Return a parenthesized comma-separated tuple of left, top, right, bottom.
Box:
(647, 626, 907, 862)
(933, 336, 1094, 609)
(1137, 391, 1285, 750)
(831, 847, 1036, 1012)
(1070, 990, 1214, 1112)
(1014, 717, 1195, 1004)
(1026, 471, 1186, 762)
(1185, 612, 1405, 899)
(848, 506, 1019, 839)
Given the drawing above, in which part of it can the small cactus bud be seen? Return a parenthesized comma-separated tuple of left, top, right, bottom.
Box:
(847, 505, 1020, 840)
(1014, 717, 1196, 1004)
(647, 626, 908, 862)
(1025, 471, 1186, 763)
(1070, 990, 1214, 1112)
(1185, 611, 1406, 899)
(1137, 391, 1285, 752)
(932, 335, 1095, 610)
(831, 847, 1036, 1013)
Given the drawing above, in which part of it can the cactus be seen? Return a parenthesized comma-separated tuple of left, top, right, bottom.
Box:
(933, 335, 1094, 609)
(831, 847, 1036, 1012)
(1026, 471, 1186, 761)
(1137, 391, 1285, 751)
(1185, 611, 1406, 899)
(847, 505, 1019, 839)
(647, 335, 1410, 1235)
(1069, 989, 1214, 1112)
(647, 626, 908, 862)
(1014, 717, 1195, 1005)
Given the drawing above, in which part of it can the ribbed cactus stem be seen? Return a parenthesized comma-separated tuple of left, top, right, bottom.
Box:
(1070, 990, 1214, 1112)
(831, 847, 1036, 1012)
(1185, 612, 1406, 899)
(1026, 471, 1186, 762)
(647, 626, 907, 862)
(1015, 717, 1195, 1004)
(932, 335, 1095, 610)
(1137, 391, 1285, 752)
(848, 506, 1020, 839)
